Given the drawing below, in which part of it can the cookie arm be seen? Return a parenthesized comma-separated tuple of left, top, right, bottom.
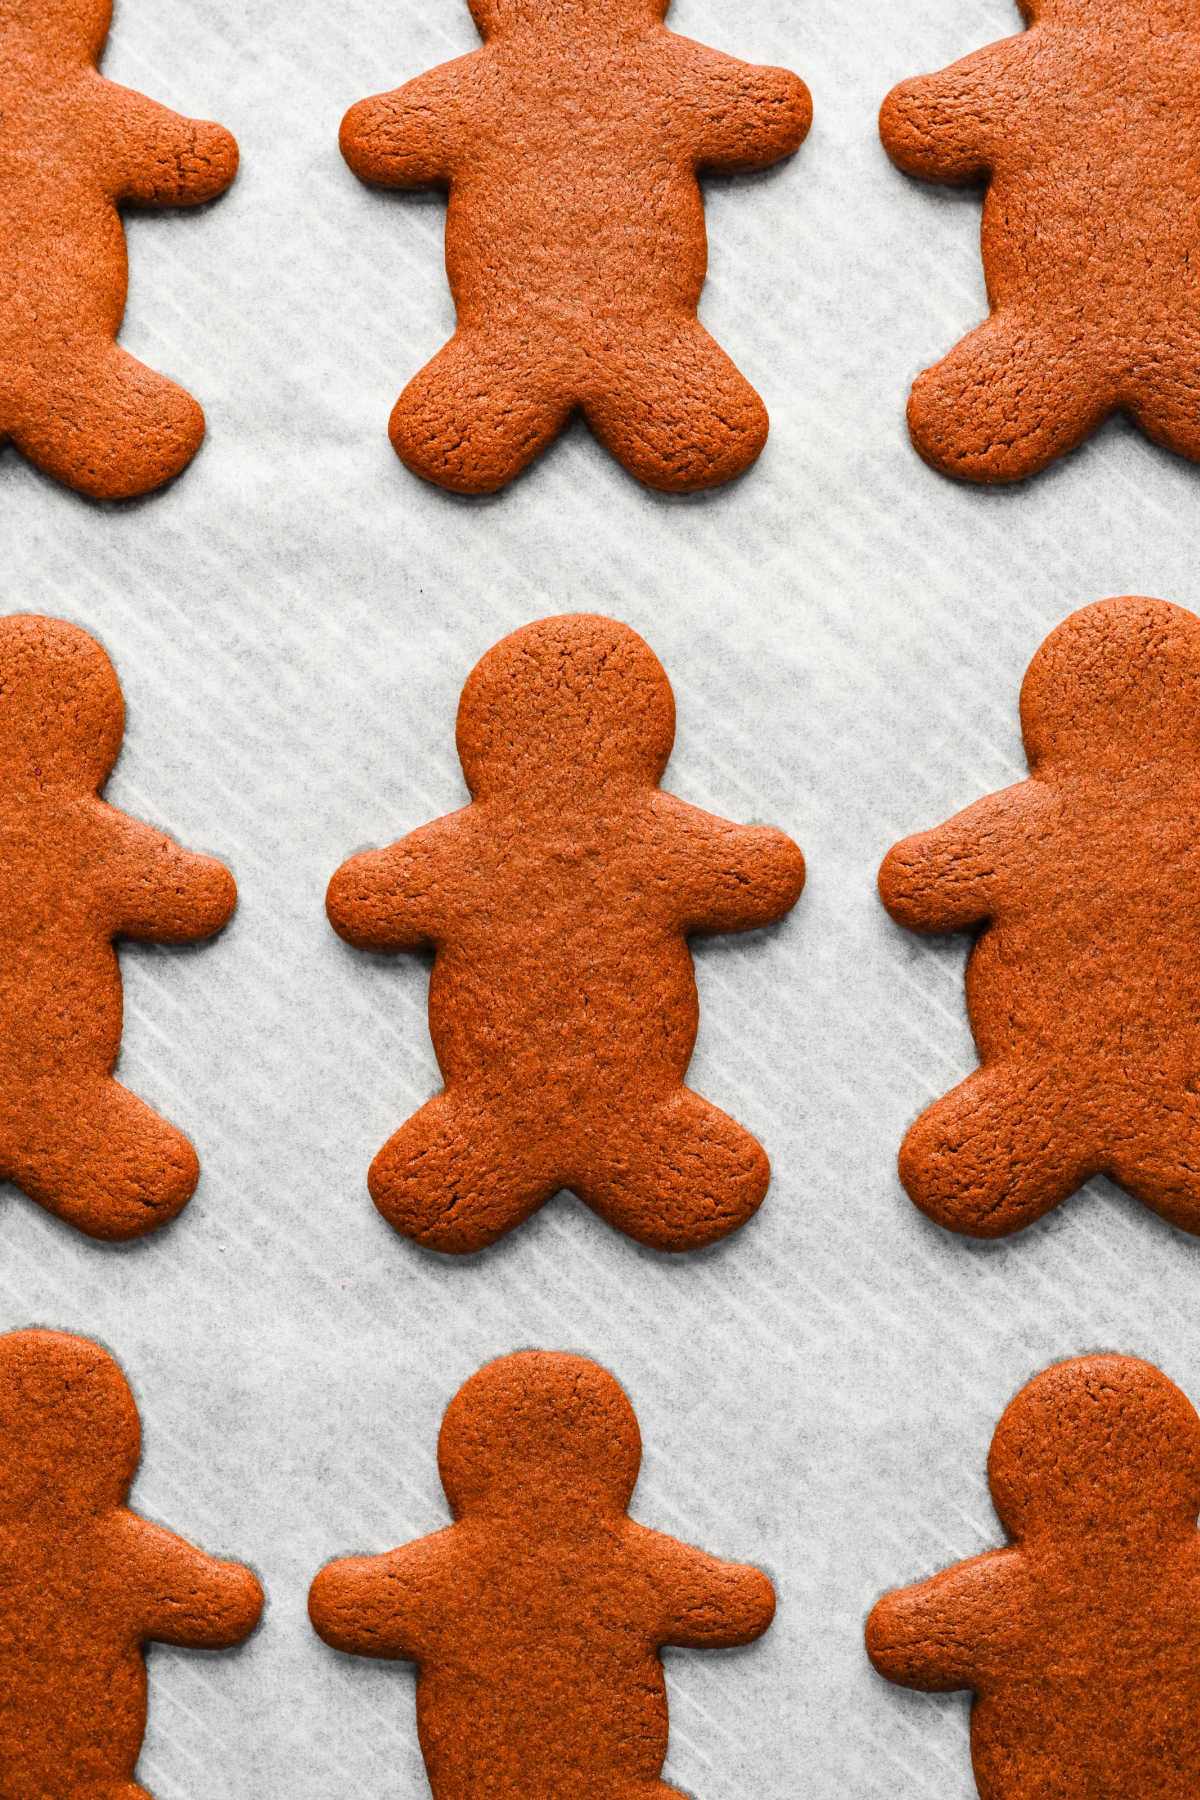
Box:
(103, 86, 239, 206)
(642, 1529, 776, 1649)
(656, 795, 805, 935)
(879, 789, 1024, 934)
(880, 45, 1014, 184)
(681, 43, 812, 174)
(866, 1552, 1011, 1691)
(309, 1535, 451, 1663)
(327, 817, 459, 952)
(340, 61, 473, 188)
(101, 811, 237, 943)
(121, 1516, 263, 1649)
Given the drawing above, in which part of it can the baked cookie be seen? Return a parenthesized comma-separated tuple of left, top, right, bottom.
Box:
(327, 614, 806, 1254)
(867, 1354, 1200, 1800)
(0, 615, 237, 1240)
(310, 1350, 775, 1800)
(340, 0, 810, 493)
(880, 596, 1200, 1239)
(880, 0, 1200, 481)
(1, 0, 239, 499)
(0, 1328, 262, 1800)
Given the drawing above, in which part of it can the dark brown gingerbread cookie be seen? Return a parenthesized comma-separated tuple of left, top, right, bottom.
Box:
(880, 0, 1200, 482)
(340, 0, 810, 493)
(0, 615, 237, 1240)
(1, 0, 239, 499)
(310, 1350, 775, 1800)
(0, 1328, 262, 1800)
(880, 596, 1200, 1240)
(867, 1355, 1200, 1800)
(327, 614, 805, 1254)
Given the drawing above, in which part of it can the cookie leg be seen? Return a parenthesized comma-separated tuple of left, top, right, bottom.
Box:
(585, 321, 768, 492)
(389, 332, 573, 494)
(5, 1079, 198, 1241)
(11, 342, 205, 500)
(575, 1090, 769, 1252)
(368, 1092, 557, 1253)
(899, 1068, 1092, 1238)
(908, 317, 1112, 483)
(1108, 1098, 1200, 1234)
(1127, 370, 1200, 466)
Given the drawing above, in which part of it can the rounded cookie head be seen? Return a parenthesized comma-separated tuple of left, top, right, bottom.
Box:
(3, 0, 114, 59)
(0, 1329, 140, 1516)
(989, 1355, 1200, 1547)
(438, 1351, 642, 1518)
(1020, 596, 1200, 775)
(0, 615, 124, 790)
(467, 0, 668, 34)
(456, 614, 675, 801)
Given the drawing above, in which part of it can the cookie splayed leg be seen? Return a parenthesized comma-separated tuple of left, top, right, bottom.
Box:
(1108, 1096, 1200, 1236)
(390, 330, 574, 495)
(899, 1067, 1094, 1239)
(577, 1090, 770, 1252)
(908, 317, 1114, 484)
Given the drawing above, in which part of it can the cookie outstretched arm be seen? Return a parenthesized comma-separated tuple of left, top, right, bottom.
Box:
(642, 1528, 776, 1649)
(309, 1534, 453, 1663)
(340, 61, 474, 188)
(102, 811, 237, 943)
(880, 45, 1014, 183)
(327, 817, 460, 952)
(681, 43, 812, 174)
(120, 1515, 263, 1648)
(104, 87, 239, 206)
(879, 789, 1027, 934)
(866, 1552, 1012, 1691)
(656, 795, 805, 934)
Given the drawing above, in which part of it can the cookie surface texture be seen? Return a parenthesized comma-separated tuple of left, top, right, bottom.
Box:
(327, 613, 806, 1254)
(1, 0, 239, 499)
(880, 0, 1200, 482)
(0, 615, 237, 1239)
(339, 0, 811, 494)
(310, 1350, 775, 1800)
(0, 1328, 262, 1800)
(867, 1354, 1200, 1800)
(880, 595, 1200, 1239)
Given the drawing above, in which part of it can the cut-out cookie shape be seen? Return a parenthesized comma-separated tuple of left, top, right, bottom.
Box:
(880, 595, 1200, 1240)
(0, 1328, 262, 1800)
(867, 1354, 1200, 1800)
(0, 615, 237, 1240)
(339, 0, 811, 494)
(310, 1350, 775, 1800)
(327, 614, 806, 1254)
(2, 0, 239, 499)
(880, 0, 1200, 482)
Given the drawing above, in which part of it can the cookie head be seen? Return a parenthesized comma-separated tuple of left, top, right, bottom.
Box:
(456, 615, 675, 801)
(438, 1351, 642, 1517)
(989, 1356, 1200, 1546)
(4, 0, 113, 57)
(467, 0, 668, 34)
(0, 615, 124, 789)
(0, 1330, 140, 1516)
(1020, 597, 1200, 774)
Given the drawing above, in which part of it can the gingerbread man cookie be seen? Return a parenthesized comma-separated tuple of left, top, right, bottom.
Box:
(327, 614, 806, 1254)
(1, 0, 239, 499)
(0, 615, 237, 1240)
(880, 0, 1200, 481)
(310, 1351, 775, 1800)
(340, 0, 810, 493)
(868, 1355, 1200, 1800)
(880, 596, 1200, 1239)
(0, 1328, 262, 1800)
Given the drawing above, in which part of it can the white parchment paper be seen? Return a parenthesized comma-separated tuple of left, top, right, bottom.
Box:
(4, 0, 1200, 1795)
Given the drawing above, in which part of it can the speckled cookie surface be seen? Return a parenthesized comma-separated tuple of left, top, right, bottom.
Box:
(0, 1329, 262, 1800)
(880, 0, 1200, 483)
(0, 615, 237, 1239)
(1, 0, 238, 499)
(867, 1355, 1200, 1800)
(880, 596, 1200, 1239)
(327, 613, 805, 1254)
(340, 0, 810, 494)
(310, 1351, 775, 1800)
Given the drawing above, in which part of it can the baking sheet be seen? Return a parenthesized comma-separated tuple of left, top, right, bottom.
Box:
(4, 0, 1200, 1794)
